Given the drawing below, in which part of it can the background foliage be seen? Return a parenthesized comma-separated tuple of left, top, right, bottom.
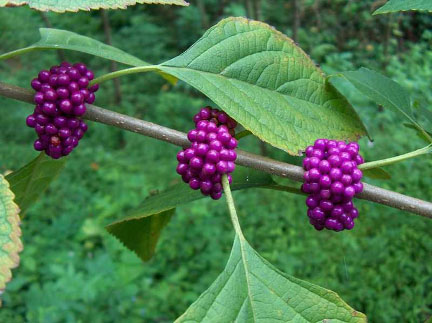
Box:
(0, 1, 431, 322)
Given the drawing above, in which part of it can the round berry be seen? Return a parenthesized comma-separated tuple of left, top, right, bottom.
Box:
(26, 115, 37, 128)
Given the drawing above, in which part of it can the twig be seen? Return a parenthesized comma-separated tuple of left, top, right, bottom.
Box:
(1, 81, 431, 218)
(101, 10, 122, 105)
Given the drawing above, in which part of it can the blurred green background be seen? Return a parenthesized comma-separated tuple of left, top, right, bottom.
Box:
(0, 1, 431, 322)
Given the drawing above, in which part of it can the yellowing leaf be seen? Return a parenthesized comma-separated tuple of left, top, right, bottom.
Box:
(0, 0, 188, 12)
(0, 175, 22, 304)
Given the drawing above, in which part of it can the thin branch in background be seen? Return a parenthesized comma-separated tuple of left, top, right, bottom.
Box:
(39, 12, 66, 62)
(0, 81, 431, 218)
(292, 0, 301, 43)
(245, 0, 254, 19)
(196, 0, 210, 29)
(253, 0, 262, 21)
(101, 10, 122, 105)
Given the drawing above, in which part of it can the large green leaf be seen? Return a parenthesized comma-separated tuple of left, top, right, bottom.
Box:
(177, 236, 366, 322)
(0, 0, 188, 12)
(334, 68, 431, 143)
(6, 153, 66, 214)
(106, 167, 275, 262)
(374, 0, 432, 15)
(158, 17, 367, 155)
(0, 175, 22, 304)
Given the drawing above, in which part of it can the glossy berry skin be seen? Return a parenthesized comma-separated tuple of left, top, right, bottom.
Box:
(176, 107, 238, 200)
(26, 62, 98, 159)
(302, 139, 364, 232)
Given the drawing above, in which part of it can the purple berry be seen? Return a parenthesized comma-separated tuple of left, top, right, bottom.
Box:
(89, 84, 99, 92)
(67, 68, 80, 80)
(45, 124, 58, 135)
(58, 128, 71, 138)
(53, 116, 67, 128)
(78, 77, 89, 89)
(306, 196, 319, 208)
(42, 102, 57, 116)
(203, 163, 216, 175)
(31, 78, 42, 91)
(176, 163, 188, 175)
(34, 92, 44, 104)
(330, 181, 344, 195)
(86, 92, 96, 104)
(35, 114, 49, 125)
(206, 150, 219, 163)
(57, 74, 70, 86)
(344, 186, 356, 199)
(302, 138, 363, 231)
(34, 139, 45, 151)
(38, 70, 50, 82)
(189, 179, 201, 190)
(73, 104, 86, 116)
(352, 169, 363, 182)
(308, 168, 321, 182)
(26, 115, 37, 128)
(56, 87, 70, 99)
(59, 99, 73, 113)
(68, 82, 80, 93)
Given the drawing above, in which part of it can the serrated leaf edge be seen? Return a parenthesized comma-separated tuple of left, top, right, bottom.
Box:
(0, 176, 23, 305)
(1, 0, 189, 13)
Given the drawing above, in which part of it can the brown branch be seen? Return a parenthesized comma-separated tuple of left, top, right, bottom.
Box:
(1, 81, 431, 218)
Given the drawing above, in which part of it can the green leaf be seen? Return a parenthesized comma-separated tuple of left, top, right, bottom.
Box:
(176, 234, 366, 322)
(362, 167, 391, 180)
(0, 175, 22, 304)
(334, 68, 432, 143)
(373, 0, 432, 15)
(337, 68, 412, 118)
(0, 0, 188, 12)
(403, 122, 432, 143)
(158, 17, 367, 155)
(106, 167, 275, 262)
(0, 28, 177, 84)
(6, 153, 66, 214)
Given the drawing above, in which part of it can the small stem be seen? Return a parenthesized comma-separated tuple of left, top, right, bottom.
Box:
(222, 175, 245, 238)
(413, 121, 432, 143)
(90, 65, 160, 86)
(235, 130, 252, 140)
(359, 144, 432, 170)
(0, 47, 38, 61)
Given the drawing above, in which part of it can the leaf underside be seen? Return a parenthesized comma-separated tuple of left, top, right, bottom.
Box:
(106, 167, 275, 262)
(0, 28, 178, 84)
(374, 0, 432, 15)
(336, 68, 430, 142)
(35, 28, 148, 66)
(176, 235, 366, 323)
(0, 175, 22, 305)
(362, 167, 391, 180)
(0, 0, 188, 12)
(160, 17, 367, 155)
(6, 153, 66, 214)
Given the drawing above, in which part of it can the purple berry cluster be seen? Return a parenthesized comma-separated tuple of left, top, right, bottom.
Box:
(302, 139, 364, 231)
(25, 62, 99, 159)
(176, 107, 238, 200)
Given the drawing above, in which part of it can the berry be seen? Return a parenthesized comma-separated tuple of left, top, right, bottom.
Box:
(302, 139, 364, 232)
(26, 62, 99, 159)
(176, 107, 238, 200)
